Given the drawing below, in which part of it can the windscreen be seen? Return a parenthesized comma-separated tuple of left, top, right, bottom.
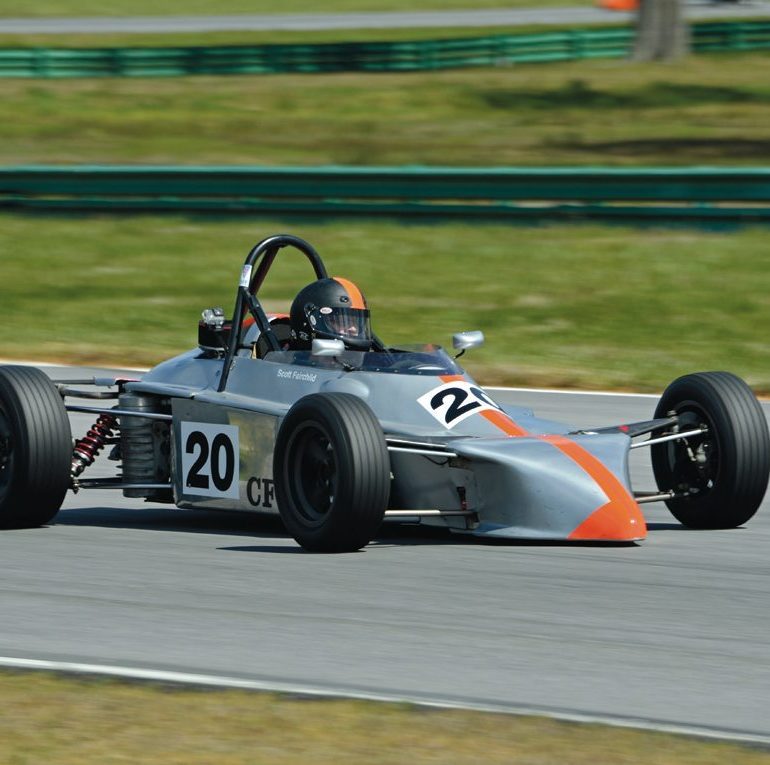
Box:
(262, 345, 463, 376)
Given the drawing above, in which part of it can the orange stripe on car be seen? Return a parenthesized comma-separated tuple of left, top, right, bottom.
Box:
(481, 408, 529, 437)
(333, 277, 366, 309)
(438, 375, 644, 540)
(566, 499, 645, 541)
(541, 435, 647, 540)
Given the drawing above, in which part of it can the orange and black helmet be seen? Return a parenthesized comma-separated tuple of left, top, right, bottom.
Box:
(289, 277, 372, 351)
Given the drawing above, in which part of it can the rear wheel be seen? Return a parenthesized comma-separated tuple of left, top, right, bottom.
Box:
(651, 371, 769, 528)
(274, 393, 390, 552)
(0, 366, 72, 528)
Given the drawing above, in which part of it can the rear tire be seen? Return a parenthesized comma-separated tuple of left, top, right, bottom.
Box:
(0, 366, 72, 528)
(651, 371, 769, 528)
(274, 393, 390, 552)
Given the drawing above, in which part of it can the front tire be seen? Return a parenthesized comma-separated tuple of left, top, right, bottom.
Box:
(651, 371, 770, 528)
(0, 366, 72, 528)
(274, 393, 390, 552)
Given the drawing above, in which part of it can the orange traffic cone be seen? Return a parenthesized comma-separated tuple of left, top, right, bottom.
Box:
(599, 0, 638, 10)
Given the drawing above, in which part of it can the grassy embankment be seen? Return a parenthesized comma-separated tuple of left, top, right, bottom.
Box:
(2, 216, 768, 392)
(0, 672, 768, 765)
(2, 54, 770, 166)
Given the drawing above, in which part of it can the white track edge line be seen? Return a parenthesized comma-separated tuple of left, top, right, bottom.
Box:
(485, 386, 660, 398)
(0, 358, 150, 372)
(0, 656, 767, 747)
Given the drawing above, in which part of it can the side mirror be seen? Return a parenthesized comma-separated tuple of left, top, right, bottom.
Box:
(452, 331, 484, 352)
(312, 338, 346, 357)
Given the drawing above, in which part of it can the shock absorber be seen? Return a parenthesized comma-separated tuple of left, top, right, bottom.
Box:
(71, 413, 117, 478)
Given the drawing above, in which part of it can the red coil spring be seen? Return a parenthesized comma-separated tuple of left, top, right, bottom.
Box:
(71, 413, 117, 477)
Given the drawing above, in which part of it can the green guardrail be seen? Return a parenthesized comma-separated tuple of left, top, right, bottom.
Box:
(2, 165, 770, 225)
(0, 21, 768, 77)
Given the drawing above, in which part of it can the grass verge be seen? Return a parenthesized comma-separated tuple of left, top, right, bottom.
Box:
(1, 53, 770, 166)
(0, 23, 610, 48)
(2, 213, 768, 393)
(0, 671, 768, 765)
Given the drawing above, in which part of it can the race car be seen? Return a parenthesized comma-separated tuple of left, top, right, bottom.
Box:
(1, 234, 768, 552)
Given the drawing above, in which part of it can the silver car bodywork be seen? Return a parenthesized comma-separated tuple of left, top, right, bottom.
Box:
(122, 337, 646, 543)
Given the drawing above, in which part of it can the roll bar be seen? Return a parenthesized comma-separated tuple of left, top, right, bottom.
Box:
(218, 234, 328, 392)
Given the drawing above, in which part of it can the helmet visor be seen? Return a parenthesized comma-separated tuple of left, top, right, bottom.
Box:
(310, 307, 372, 346)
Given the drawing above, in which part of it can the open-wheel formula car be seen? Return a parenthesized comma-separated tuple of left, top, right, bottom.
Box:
(1, 234, 769, 552)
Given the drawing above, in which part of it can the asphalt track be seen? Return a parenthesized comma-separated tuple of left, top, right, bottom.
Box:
(1, 364, 770, 745)
(2, 3, 770, 34)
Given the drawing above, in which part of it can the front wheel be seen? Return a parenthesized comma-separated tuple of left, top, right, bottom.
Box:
(0, 366, 72, 528)
(651, 371, 769, 528)
(274, 393, 390, 552)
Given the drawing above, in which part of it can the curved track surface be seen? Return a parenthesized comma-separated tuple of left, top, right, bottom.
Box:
(2, 3, 770, 34)
(2, 364, 769, 743)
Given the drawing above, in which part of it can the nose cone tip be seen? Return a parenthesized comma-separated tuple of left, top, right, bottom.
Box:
(569, 499, 647, 541)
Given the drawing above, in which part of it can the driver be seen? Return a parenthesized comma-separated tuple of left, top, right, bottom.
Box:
(289, 277, 373, 351)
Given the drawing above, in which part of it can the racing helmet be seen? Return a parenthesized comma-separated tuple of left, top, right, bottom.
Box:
(289, 277, 372, 351)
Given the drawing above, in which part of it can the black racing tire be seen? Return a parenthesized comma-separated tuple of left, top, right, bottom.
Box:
(0, 365, 72, 529)
(274, 393, 390, 552)
(651, 371, 770, 529)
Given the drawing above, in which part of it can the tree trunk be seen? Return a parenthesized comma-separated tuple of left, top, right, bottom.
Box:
(633, 0, 689, 61)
